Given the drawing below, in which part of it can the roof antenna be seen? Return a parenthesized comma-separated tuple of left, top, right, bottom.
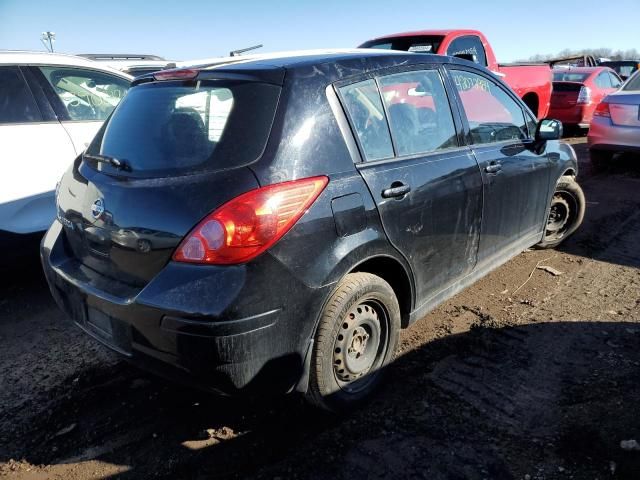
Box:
(229, 44, 263, 57)
(40, 31, 56, 52)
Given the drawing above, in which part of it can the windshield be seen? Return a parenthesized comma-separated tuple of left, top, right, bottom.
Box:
(359, 35, 444, 54)
(553, 72, 591, 82)
(86, 80, 280, 176)
(623, 71, 640, 91)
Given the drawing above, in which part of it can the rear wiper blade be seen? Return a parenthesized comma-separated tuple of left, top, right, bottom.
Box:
(83, 153, 131, 171)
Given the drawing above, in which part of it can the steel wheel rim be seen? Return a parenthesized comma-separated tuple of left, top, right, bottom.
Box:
(332, 298, 389, 394)
(545, 190, 577, 241)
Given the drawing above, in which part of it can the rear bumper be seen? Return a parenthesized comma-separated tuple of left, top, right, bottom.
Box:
(548, 105, 594, 127)
(588, 117, 640, 153)
(41, 221, 332, 395)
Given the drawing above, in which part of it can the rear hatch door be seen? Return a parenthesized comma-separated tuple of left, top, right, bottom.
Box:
(55, 72, 282, 288)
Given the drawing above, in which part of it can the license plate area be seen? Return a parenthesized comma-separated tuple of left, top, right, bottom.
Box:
(86, 307, 113, 338)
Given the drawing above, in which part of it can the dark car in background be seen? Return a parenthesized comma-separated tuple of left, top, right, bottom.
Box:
(599, 60, 640, 81)
(548, 67, 623, 128)
(41, 51, 584, 411)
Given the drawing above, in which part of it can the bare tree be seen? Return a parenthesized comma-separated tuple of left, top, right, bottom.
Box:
(521, 48, 639, 62)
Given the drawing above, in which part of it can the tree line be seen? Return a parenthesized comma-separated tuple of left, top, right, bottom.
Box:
(523, 48, 639, 62)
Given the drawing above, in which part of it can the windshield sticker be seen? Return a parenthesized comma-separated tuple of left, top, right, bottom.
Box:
(453, 73, 490, 92)
(450, 46, 478, 57)
(408, 44, 433, 53)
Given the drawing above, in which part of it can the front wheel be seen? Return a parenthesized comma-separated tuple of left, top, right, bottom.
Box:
(306, 273, 400, 412)
(536, 175, 585, 249)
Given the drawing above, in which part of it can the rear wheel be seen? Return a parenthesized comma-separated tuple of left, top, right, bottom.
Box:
(537, 176, 585, 249)
(590, 149, 614, 172)
(306, 273, 400, 412)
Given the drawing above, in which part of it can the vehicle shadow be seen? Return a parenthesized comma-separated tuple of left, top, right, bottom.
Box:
(3, 320, 640, 479)
(555, 148, 640, 270)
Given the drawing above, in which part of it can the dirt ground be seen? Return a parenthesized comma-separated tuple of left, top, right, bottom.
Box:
(1, 137, 639, 480)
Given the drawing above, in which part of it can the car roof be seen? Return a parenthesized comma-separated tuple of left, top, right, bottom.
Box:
(364, 29, 482, 42)
(199, 48, 463, 71)
(0, 50, 133, 79)
(133, 49, 481, 88)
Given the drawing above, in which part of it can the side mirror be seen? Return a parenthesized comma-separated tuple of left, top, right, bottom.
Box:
(536, 119, 563, 141)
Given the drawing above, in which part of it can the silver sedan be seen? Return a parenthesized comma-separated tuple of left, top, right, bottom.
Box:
(588, 70, 640, 168)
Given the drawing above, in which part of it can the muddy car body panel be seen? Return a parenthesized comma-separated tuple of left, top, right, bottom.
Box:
(41, 51, 579, 395)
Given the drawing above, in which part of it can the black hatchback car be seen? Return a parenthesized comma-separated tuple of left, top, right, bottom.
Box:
(42, 50, 584, 411)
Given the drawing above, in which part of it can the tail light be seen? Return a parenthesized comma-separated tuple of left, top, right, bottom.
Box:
(593, 101, 611, 118)
(153, 69, 199, 81)
(577, 86, 591, 105)
(173, 176, 329, 264)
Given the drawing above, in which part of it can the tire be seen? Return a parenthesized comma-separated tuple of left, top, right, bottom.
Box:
(306, 272, 400, 412)
(536, 175, 586, 249)
(590, 149, 613, 172)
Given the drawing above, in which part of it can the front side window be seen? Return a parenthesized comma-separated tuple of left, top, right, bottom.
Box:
(451, 70, 527, 145)
(446, 36, 487, 66)
(38, 67, 130, 121)
(378, 70, 457, 156)
(339, 79, 394, 161)
(0, 66, 42, 124)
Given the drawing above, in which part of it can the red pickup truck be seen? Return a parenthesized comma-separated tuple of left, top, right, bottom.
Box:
(359, 29, 553, 119)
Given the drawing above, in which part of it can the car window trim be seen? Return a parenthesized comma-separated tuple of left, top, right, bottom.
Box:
(334, 62, 467, 164)
(443, 64, 532, 147)
(375, 65, 462, 160)
(334, 77, 395, 163)
(20, 66, 58, 122)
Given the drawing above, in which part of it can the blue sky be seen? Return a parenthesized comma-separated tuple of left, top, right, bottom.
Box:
(1, 0, 638, 62)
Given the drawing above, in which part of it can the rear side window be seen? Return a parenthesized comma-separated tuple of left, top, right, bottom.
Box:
(38, 67, 129, 121)
(594, 72, 612, 89)
(339, 79, 394, 161)
(87, 80, 280, 175)
(446, 36, 487, 66)
(378, 70, 457, 156)
(451, 70, 527, 145)
(608, 72, 622, 89)
(0, 66, 42, 124)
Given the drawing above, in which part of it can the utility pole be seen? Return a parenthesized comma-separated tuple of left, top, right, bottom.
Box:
(40, 31, 56, 52)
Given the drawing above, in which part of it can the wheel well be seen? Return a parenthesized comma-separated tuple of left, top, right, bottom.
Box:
(522, 93, 539, 118)
(351, 256, 413, 328)
(562, 168, 576, 178)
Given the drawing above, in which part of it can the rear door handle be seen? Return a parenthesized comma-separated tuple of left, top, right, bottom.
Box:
(382, 183, 411, 198)
(485, 162, 502, 174)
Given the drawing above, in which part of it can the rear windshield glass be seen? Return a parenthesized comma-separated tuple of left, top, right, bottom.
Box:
(623, 72, 640, 91)
(360, 36, 444, 54)
(553, 72, 590, 82)
(86, 80, 280, 176)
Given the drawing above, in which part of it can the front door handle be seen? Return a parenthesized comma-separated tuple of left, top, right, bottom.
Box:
(485, 162, 502, 174)
(382, 183, 411, 198)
